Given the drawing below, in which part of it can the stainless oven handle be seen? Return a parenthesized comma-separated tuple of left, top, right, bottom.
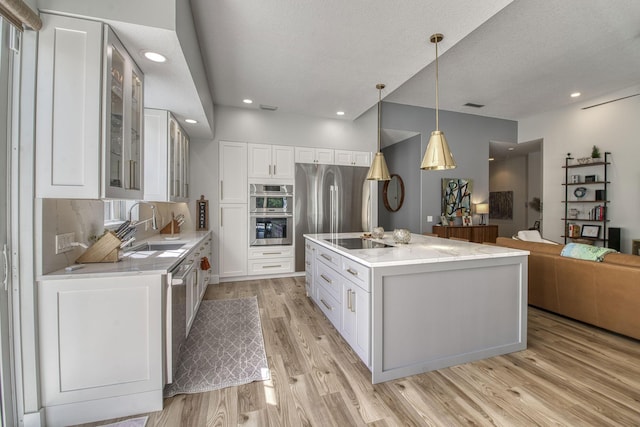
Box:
(249, 213, 293, 218)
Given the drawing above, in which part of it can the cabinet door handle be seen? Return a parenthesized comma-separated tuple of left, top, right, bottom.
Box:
(220, 181, 223, 200)
(220, 208, 223, 227)
(320, 274, 332, 284)
(346, 268, 358, 277)
(320, 299, 333, 311)
(269, 164, 272, 175)
(273, 164, 276, 175)
(321, 254, 332, 262)
(128, 160, 134, 189)
(2, 244, 8, 291)
(347, 289, 352, 311)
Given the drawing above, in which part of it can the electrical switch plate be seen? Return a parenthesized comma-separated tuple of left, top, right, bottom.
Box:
(55, 232, 75, 254)
(427, 216, 433, 222)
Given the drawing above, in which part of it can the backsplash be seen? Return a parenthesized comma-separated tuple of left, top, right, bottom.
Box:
(41, 199, 193, 274)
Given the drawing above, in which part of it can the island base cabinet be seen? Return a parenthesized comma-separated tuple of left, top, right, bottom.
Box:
(39, 275, 163, 427)
(342, 283, 370, 367)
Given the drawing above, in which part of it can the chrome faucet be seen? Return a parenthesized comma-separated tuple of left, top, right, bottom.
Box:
(128, 201, 159, 230)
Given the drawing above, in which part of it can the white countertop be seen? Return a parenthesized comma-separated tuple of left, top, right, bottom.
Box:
(39, 231, 212, 280)
(305, 232, 529, 267)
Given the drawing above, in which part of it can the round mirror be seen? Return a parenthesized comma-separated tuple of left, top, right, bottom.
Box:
(383, 174, 405, 212)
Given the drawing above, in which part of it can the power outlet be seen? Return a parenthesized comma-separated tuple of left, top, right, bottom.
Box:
(427, 215, 433, 222)
(55, 232, 75, 254)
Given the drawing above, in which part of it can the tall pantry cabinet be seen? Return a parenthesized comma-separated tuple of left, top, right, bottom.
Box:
(36, 13, 144, 199)
(219, 141, 248, 277)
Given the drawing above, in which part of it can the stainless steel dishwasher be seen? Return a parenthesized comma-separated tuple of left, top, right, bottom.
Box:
(165, 257, 195, 384)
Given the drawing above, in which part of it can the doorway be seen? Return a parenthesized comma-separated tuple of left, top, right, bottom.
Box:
(489, 139, 543, 237)
(0, 17, 16, 427)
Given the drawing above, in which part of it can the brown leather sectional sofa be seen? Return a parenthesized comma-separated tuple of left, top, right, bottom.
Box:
(496, 237, 640, 340)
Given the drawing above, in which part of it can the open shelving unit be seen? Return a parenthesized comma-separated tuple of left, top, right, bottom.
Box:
(561, 152, 610, 245)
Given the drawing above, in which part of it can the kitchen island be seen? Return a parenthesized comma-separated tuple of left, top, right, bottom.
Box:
(304, 232, 529, 383)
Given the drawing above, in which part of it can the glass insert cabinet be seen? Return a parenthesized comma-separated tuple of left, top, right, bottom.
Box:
(105, 28, 144, 199)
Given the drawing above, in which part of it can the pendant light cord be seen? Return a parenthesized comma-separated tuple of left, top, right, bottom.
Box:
(434, 37, 439, 131)
(377, 86, 382, 151)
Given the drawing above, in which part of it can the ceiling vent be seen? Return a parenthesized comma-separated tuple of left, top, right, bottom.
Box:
(259, 104, 278, 111)
(464, 102, 485, 108)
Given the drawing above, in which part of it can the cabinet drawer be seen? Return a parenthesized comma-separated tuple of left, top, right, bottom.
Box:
(248, 257, 293, 275)
(317, 285, 341, 328)
(248, 246, 294, 259)
(316, 246, 341, 269)
(341, 257, 370, 291)
(316, 261, 342, 301)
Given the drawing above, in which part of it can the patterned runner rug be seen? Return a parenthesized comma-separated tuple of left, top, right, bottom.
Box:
(164, 296, 270, 397)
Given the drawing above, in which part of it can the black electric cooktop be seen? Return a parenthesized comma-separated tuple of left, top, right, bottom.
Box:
(325, 237, 392, 250)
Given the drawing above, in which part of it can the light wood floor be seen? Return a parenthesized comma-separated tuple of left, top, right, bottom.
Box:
(79, 276, 640, 426)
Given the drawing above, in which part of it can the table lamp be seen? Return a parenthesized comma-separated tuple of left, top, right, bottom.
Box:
(475, 203, 489, 225)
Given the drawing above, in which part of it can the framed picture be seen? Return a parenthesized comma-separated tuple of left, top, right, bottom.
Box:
(462, 215, 473, 226)
(581, 224, 601, 238)
(584, 174, 597, 183)
(440, 215, 449, 226)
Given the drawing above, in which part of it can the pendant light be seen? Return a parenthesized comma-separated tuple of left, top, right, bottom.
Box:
(366, 83, 391, 181)
(421, 33, 456, 170)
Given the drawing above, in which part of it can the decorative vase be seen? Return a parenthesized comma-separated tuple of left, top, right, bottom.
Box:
(371, 227, 385, 239)
(392, 228, 411, 244)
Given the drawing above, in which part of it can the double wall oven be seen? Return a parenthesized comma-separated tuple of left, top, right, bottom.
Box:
(249, 184, 293, 246)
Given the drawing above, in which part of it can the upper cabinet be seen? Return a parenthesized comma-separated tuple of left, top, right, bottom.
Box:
(144, 109, 190, 202)
(334, 150, 371, 167)
(248, 143, 294, 181)
(295, 147, 334, 164)
(36, 14, 144, 199)
(219, 141, 248, 203)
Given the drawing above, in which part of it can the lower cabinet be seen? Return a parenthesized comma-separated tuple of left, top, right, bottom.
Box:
(38, 274, 163, 426)
(220, 204, 248, 277)
(341, 281, 370, 366)
(247, 246, 294, 275)
(311, 240, 371, 367)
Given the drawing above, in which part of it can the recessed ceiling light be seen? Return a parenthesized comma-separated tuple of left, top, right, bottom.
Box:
(508, 147, 515, 151)
(336, 111, 345, 116)
(571, 92, 581, 98)
(488, 157, 495, 161)
(243, 99, 253, 104)
(143, 51, 166, 63)
(185, 119, 197, 124)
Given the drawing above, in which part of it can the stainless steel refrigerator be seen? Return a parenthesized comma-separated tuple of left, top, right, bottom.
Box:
(295, 163, 371, 271)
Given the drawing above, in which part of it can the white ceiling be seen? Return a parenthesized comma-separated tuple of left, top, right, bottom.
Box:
(190, 0, 640, 124)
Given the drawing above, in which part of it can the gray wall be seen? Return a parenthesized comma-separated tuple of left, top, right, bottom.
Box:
(379, 134, 421, 232)
(381, 102, 518, 233)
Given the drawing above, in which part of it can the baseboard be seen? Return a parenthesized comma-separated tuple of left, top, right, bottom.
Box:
(219, 271, 304, 283)
(43, 390, 162, 427)
(23, 409, 46, 427)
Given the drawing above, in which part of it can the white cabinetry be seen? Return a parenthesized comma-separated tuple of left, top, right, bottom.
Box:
(36, 14, 144, 200)
(248, 143, 294, 181)
(295, 147, 334, 164)
(219, 141, 248, 203)
(219, 141, 248, 277)
(311, 240, 371, 367)
(304, 241, 318, 300)
(144, 109, 190, 202)
(335, 150, 371, 167)
(219, 204, 248, 277)
(38, 275, 163, 426)
(248, 246, 294, 276)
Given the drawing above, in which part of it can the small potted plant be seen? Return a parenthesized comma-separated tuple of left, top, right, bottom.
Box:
(591, 145, 601, 160)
